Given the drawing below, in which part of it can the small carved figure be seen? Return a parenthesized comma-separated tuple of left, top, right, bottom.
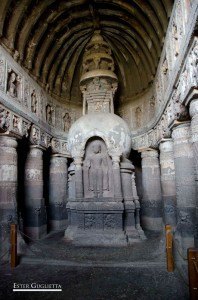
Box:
(13, 50, 19, 61)
(93, 57, 100, 69)
(13, 115, 20, 132)
(149, 97, 155, 118)
(31, 89, 37, 113)
(7, 71, 17, 97)
(4, 111, 11, 130)
(63, 112, 71, 132)
(92, 77, 101, 91)
(31, 127, 39, 144)
(135, 106, 142, 128)
(46, 104, 54, 125)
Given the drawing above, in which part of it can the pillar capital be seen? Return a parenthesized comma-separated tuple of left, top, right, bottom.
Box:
(140, 148, 158, 159)
(189, 98, 198, 118)
(51, 153, 68, 159)
(159, 138, 173, 152)
(0, 135, 17, 148)
(172, 121, 191, 141)
(112, 155, 121, 168)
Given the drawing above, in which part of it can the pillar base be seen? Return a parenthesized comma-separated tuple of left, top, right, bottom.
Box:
(24, 225, 47, 240)
(125, 226, 142, 244)
(141, 215, 163, 233)
(49, 219, 68, 231)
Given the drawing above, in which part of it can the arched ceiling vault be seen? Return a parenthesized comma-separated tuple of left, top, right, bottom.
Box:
(0, 0, 173, 104)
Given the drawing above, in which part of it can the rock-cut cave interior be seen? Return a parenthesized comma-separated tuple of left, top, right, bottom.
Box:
(0, 0, 197, 299)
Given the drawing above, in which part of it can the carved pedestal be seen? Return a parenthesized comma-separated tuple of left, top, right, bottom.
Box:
(24, 145, 47, 239)
(65, 138, 127, 246)
(48, 155, 68, 230)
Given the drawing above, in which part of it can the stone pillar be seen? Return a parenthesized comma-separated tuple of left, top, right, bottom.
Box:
(141, 149, 163, 232)
(24, 145, 47, 239)
(172, 122, 196, 253)
(189, 99, 198, 246)
(49, 155, 68, 230)
(159, 139, 177, 227)
(131, 173, 146, 240)
(120, 159, 139, 243)
(0, 136, 18, 258)
(112, 156, 122, 200)
(74, 157, 83, 198)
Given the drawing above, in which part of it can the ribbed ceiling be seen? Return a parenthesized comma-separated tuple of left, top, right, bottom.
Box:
(0, 0, 173, 104)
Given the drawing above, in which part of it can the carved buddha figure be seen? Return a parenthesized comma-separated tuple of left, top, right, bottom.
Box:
(84, 141, 109, 198)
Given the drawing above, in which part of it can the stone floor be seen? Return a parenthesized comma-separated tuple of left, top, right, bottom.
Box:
(0, 230, 189, 300)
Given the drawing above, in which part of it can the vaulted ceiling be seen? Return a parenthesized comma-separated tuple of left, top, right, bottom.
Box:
(0, 0, 173, 104)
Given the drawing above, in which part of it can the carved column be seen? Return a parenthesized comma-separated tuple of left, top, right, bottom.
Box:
(120, 159, 139, 243)
(74, 157, 83, 199)
(0, 136, 18, 258)
(112, 156, 122, 200)
(141, 149, 163, 232)
(24, 145, 47, 239)
(49, 155, 68, 230)
(131, 173, 146, 239)
(159, 139, 177, 226)
(172, 122, 196, 253)
(189, 98, 198, 246)
(0, 136, 18, 225)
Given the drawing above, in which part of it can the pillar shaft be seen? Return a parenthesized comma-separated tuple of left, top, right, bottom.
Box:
(159, 139, 177, 226)
(189, 99, 198, 246)
(141, 149, 163, 232)
(74, 157, 83, 198)
(49, 155, 68, 230)
(112, 156, 122, 200)
(0, 136, 18, 225)
(0, 136, 18, 260)
(120, 161, 135, 226)
(172, 122, 196, 252)
(24, 145, 46, 239)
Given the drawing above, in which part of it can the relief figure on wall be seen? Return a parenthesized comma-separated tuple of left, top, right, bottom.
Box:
(135, 106, 142, 128)
(84, 140, 109, 198)
(63, 112, 71, 132)
(31, 89, 37, 113)
(46, 104, 54, 125)
(7, 71, 18, 97)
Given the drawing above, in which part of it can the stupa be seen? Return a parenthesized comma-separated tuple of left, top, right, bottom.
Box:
(65, 31, 145, 246)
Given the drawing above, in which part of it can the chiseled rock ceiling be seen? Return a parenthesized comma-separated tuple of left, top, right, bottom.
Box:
(0, 0, 173, 105)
